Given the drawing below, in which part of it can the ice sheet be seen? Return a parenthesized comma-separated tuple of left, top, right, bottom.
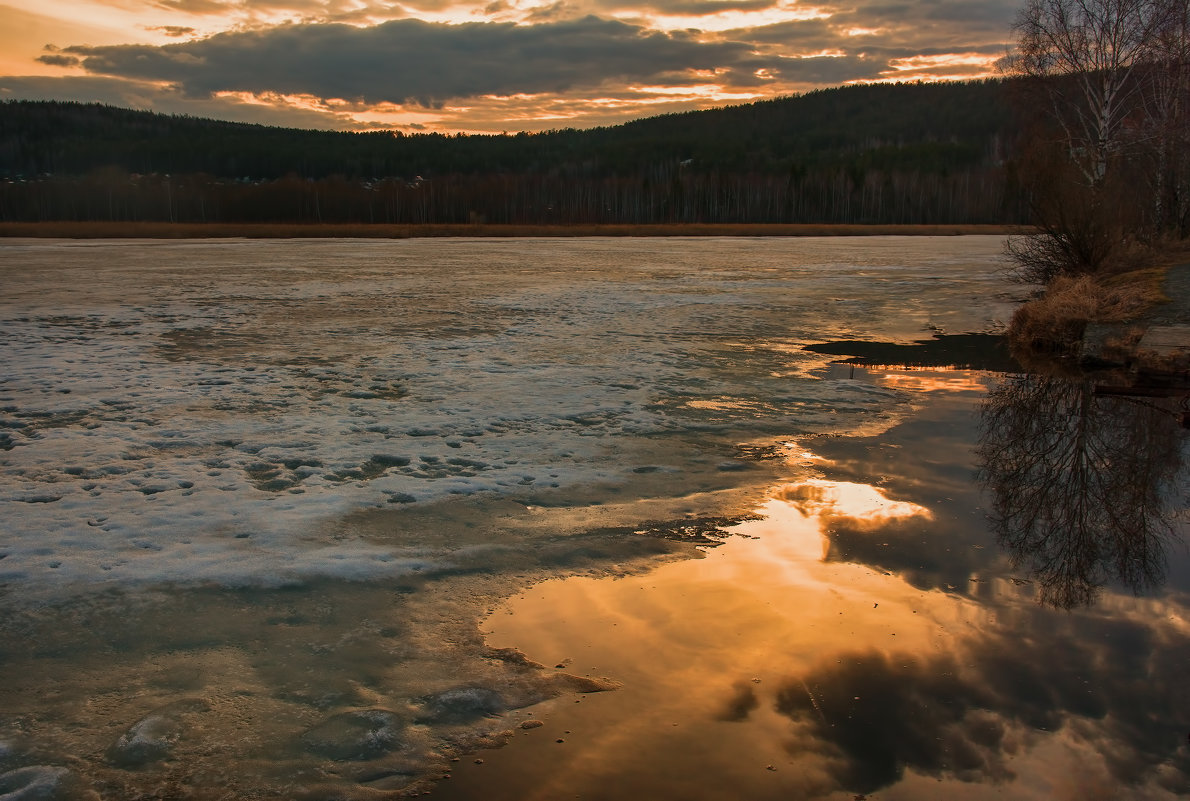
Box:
(0, 236, 1017, 601)
(0, 236, 1034, 800)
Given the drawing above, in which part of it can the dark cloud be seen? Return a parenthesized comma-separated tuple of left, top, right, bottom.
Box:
(716, 679, 761, 722)
(35, 54, 81, 68)
(60, 16, 755, 106)
(524, 1, 583, 22)
(731, 0, 1016, 55)
(732, 18, 836, 47)
(766, 54, 886, 85)
(839, 0, 1017, 27)
(768, 615, 1190, 797)
(911, 0, 1019, 26)
(775, 650, 1006, 792)
(150, 26, 200, 38)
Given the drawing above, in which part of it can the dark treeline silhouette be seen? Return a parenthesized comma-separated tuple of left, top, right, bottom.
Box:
(0, 80, 1028, 225)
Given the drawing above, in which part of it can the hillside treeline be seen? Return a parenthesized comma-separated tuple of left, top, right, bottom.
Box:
(0, 80, 1028, 225)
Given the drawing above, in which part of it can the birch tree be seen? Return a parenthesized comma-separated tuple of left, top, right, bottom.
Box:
(1005, 0, 1188, 279)
(1011, 0, 1167, 187)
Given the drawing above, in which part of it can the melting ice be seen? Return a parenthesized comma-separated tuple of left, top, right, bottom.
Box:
(0, 236, 1029, 798)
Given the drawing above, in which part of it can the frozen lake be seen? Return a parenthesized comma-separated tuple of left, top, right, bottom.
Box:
(0, 237, 1186, 799)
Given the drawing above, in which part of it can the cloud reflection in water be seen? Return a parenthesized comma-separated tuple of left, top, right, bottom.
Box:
(480, 469, 991, 799)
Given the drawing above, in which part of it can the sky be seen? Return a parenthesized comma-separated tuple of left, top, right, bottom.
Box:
(0, 1, 1020, 133)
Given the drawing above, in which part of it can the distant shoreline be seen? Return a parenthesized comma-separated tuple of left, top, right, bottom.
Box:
(0, 222, 1028, 239)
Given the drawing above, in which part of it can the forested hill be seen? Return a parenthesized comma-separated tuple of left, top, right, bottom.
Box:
(0, 80, 1026, 225)
(1, 80, 1011, 179)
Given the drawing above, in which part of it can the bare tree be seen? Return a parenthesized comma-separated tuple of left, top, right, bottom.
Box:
(1143, 1, 1190, 235)
(1011, 0, 1167, 187)
(1003, 0, 1189, 280)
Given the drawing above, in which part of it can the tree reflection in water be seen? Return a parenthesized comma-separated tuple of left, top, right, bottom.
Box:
(977, 373, 1188, 608)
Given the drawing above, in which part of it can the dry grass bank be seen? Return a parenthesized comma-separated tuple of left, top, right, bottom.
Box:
(1007, 240, 1190, 364)
(1009, 274, 1160, 350)
(0, 221, 1026, 239)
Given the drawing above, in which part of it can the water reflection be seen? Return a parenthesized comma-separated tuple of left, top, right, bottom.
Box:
(773, 649, 1009, 793)
(977, 373, 1188, 608)
(772, 604, 1190, 798)
(430, 367, 1190, 801)
(454, 470, 1190, 800)
(776, 479, 931, 528)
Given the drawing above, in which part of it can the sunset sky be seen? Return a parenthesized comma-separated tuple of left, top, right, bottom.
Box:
(0, 1, 1018, 133)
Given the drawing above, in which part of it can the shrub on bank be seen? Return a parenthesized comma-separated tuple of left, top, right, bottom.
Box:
(1008, 273, 1160, 355)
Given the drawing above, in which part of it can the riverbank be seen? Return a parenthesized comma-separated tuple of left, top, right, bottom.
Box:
(1074, 260, 1190, 373)
(1005, 237, 1190, 376)
(1105, 261, 1190, 370)
(0, 221, 1027, 239)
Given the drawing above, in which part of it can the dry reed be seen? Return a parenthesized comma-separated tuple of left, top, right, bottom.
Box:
(0, 222, 1028, 239)
(1009, 273, 1163, 353)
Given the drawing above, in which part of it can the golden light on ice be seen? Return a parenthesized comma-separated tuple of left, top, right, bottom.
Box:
(869, 368, 996, 394)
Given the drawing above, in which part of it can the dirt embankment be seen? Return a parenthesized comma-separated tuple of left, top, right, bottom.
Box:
(1147, 262, 1190, 326)
(1080, 262, 1190, 372)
